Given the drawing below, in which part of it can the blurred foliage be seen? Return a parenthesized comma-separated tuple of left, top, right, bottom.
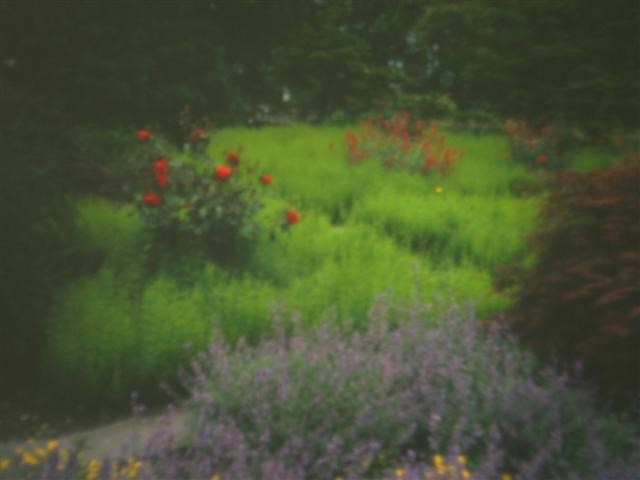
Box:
(0, 80, 78, 391)
(408, 0, 640, 130)
(1, 0, 637, 129)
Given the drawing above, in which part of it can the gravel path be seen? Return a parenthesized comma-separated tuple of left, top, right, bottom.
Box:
(0, 408, 189, 461)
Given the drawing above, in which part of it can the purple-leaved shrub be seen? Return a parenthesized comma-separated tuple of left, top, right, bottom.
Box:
(133, 296, 639, 480)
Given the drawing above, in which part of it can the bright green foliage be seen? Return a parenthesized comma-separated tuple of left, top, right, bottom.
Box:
(44, 124, 617, 404)
(351, 190, 540, 268)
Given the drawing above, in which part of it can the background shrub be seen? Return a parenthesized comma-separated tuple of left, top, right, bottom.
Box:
(499, 159, 640, 410)
(392, 92, 458, 121)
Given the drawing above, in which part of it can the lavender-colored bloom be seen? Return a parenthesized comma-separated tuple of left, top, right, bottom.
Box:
(19, 296, 633, 480)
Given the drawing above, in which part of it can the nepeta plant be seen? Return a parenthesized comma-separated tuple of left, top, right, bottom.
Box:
(135, 297, 638, 480)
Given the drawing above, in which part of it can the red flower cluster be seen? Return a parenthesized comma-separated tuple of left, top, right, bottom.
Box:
(346, 112, 463, 177)
(143, 191, 161, 206)
(138, 129, 151, 141)
(226, 150, 240, 166)
(536, 153, 548, 165)
(216, 165, 233, 181)
(153, 159, 170, 188)
(260, 174, 273, 185)
(286, 208, 300, 224)
(345, 130, 369, 161)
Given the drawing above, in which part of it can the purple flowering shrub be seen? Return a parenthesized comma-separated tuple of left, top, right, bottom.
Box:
(134, 297, 639, 480)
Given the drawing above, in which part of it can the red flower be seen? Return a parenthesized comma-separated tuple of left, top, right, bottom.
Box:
(215, 165, 233, 181)
(152, 159, 170, 188)
(422, 156, 438, 171)
(286, 208, 300, 224)
(143, 191, 161, 206)
(226, 150, 240, 166)
(345, 131, 358, 150)
(137, 129, 151, 141)
(190, 128, 208, 141)
(536, 153, 549, 165)
(155, 172, 169, 188)
(260, 174, 273, 185)
(153, 159, 169, 174)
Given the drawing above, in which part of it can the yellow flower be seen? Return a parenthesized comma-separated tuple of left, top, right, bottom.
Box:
(211, 475, 221, 480)
(457, 455, 466, 465)
(432, 454, 445, 473)
(47, 439, 60, 451)
(395, 467, 405, 478)
(21, 452, 40, 466)
(462, 469, 471, 479)
(86, 459, 101, 480)
(34, 447, 47, 458)
(118, 457, 143, 479)
(435, 186, 444, 193)
(502, 474, 513, 480)
(0, 457, 11, 470)
(334, 476, 343, 480)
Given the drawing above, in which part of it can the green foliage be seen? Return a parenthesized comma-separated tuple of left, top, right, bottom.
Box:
(504, 119, 570, 170)
(40, 124, 620, 406)
(134, 135, 264, 266)
(351, 189, 540, 269)
(67, 127, 138, 199)
(453, 109, 503, 134)
(0, 80, 78, 392)
(408, 0, 640, 128)
(393, 93, 458, 120)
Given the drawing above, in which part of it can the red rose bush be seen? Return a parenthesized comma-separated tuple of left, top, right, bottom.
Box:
(135, 128, 297, 263)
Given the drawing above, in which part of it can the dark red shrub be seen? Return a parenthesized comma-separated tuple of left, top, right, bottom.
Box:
(499, 158, 640, 410)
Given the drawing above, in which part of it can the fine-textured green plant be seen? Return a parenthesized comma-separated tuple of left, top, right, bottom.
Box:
(41, 123, 620, 407)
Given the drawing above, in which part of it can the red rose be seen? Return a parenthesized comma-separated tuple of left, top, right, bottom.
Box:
(153, 159, 169, 174)
(286, 208, 300, 224)
(137, 129, 151, 141)
(215, 165, 233, 181)
(226, 150, 240, 166)
(143, 191, 161, 206)
(536, 153, 549, 165)
(260, 174, 273, 185)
